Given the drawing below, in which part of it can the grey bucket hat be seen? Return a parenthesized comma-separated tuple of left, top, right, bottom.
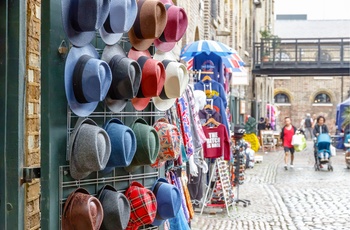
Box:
(97, 185, 131, 230)
(61, 0, 110, 47)
(69, 118, 111, 180)
(101, 44, 142, 112)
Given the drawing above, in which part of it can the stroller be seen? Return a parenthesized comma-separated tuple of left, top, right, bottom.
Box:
(314, 133, 333, 171)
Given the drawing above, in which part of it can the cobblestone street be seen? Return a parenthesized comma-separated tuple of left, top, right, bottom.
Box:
(191, 141, 350, 230)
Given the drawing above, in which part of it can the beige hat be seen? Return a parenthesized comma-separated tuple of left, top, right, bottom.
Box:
(152, 53, 188, 111)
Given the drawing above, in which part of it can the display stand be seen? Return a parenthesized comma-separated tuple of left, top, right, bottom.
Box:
(233, 139, 251, 207)
(260, 130, 276, 152)
(200, 158, 234, 216)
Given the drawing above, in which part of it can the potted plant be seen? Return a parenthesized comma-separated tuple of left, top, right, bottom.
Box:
(259, 29, 280, 62)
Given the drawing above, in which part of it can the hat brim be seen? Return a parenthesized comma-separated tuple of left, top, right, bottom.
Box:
(128, 27, 155, 51)
(154, 39, 176, 52)
(61, 1, 95, 47)
(69, 118, 98, 180)
(65, 44, 100, 117)
(153, 50, 178, 62)
(131, 97, 150, 111)
(99, 28, 123, 46)
(102, 44, 129, 112)
(152, 97, 176, 111)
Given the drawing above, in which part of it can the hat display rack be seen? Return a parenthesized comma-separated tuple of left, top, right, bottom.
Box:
(59, 0, 194, 228)
(59, 32, 165, 230)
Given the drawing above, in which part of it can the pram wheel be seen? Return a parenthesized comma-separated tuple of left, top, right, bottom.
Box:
(328, 165, 333, 171)
(314, 164, 320, 171)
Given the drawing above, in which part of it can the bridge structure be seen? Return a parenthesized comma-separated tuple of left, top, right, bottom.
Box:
(252, 37, 350, 76)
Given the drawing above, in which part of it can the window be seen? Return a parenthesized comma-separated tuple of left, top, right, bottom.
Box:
(274, 93, 290, 103)
(314, 93, 331, 103)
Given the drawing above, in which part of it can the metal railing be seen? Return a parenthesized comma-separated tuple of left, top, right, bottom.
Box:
(254, 37, 350, 69)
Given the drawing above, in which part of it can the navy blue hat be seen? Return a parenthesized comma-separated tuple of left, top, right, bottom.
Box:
(100, 118, 137, 174)
(151, 178, 181, 226)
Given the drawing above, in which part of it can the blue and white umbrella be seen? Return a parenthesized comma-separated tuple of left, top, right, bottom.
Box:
(180, 40, 233, 59)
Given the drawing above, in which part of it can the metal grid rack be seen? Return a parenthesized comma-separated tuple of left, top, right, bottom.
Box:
(60, 100, 165, 229)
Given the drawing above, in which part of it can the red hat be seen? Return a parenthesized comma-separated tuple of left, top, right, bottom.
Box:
(125, 181, 157, 229)
(154, 2, 188, 52)
(128, 48, 166, 111)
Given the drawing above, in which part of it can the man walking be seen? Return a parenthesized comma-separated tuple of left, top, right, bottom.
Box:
(303, 113, 313, 140)
(280, 117, 297, 170)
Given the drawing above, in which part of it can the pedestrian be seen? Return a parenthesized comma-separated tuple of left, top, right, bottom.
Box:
(303, 113, 313, 140)
(311, 114, 317, 128)
(265, 118, 272, 130)
(313, 115, 330, 165)
(280, 117, 297, 170)
(257, 117, 266, 134)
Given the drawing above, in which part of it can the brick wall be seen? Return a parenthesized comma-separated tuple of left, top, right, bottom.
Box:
(274, 76, 350, 133)
(25, 0, 41, 229)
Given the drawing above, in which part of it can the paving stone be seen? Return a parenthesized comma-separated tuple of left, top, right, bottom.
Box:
(191, 142, 350, 229)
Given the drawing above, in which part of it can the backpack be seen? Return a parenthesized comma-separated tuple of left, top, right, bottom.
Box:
(305, 118, 312, 128)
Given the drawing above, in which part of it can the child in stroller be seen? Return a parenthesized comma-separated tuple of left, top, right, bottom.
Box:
(314, 134, 333, 171)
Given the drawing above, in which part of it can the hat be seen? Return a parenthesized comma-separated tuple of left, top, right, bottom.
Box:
(154, 2, 188, 52)
(101, 44, 142, 112)
(193, 90, 207, 112)
(151, 118, 181, 168)
(128, 0, 167, 51)
(100, 118, 137, 174)
(62, 188, 104, 230)
(233, 124, 246, 138)
(125, 181, 157, 230)
(99, 0, 138, 45)
(128, 48, 166, 111)
(61, 0, 110, 47)
(151, 178, 181, 226)
(152, 57, 188, 111)
(97, 185, 131, 230)
(124, 118, 160, 172)
(69, 118, 111, 180)
(65, 44, 112, 117)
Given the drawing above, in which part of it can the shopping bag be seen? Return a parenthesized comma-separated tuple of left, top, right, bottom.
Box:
(330, 145, 336, 156)
(292, 134, 303, 146)
(294, 135, 306, 152)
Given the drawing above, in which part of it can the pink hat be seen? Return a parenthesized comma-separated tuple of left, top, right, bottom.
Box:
(154, 1, 188, 52)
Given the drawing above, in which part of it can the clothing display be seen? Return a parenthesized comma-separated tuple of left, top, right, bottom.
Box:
(193, 52, 224, 85)
(202, 124, 230, 161)
(194, 79, 227, 108)
(198, 109, 222, 125)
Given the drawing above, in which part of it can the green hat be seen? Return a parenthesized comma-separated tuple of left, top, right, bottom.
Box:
(124, 118, 160, 172)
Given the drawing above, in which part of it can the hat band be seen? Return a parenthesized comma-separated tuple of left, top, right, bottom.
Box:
(72, 55, 93, 103)
(70, 0, 98, 32)
(158, 60, 173, 100)
(109, 55, 131, 99)
(158, 4, 172, 42)
(133, 0, 147, 39)
(136, 56, 149, 98)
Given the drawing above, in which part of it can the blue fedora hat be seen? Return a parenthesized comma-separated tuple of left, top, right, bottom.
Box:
(61, 0, 110, 47)
(99, 0, 138, 45)
(65, 44, 112, 117)
(101, 118, 137, 174)
(151, 178, 181, 226)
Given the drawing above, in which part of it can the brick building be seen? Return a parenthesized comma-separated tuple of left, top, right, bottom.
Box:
(273, 19, 350, 132)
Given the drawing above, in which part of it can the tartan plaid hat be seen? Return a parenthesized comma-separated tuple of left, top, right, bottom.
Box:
(62, 188, 104, 230)
(124, 181, 157, 229)
(151, 178, 181, 226)
(151, 118, 181, 168)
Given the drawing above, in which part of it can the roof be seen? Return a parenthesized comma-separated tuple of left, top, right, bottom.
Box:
(274, 20, 350, 38)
